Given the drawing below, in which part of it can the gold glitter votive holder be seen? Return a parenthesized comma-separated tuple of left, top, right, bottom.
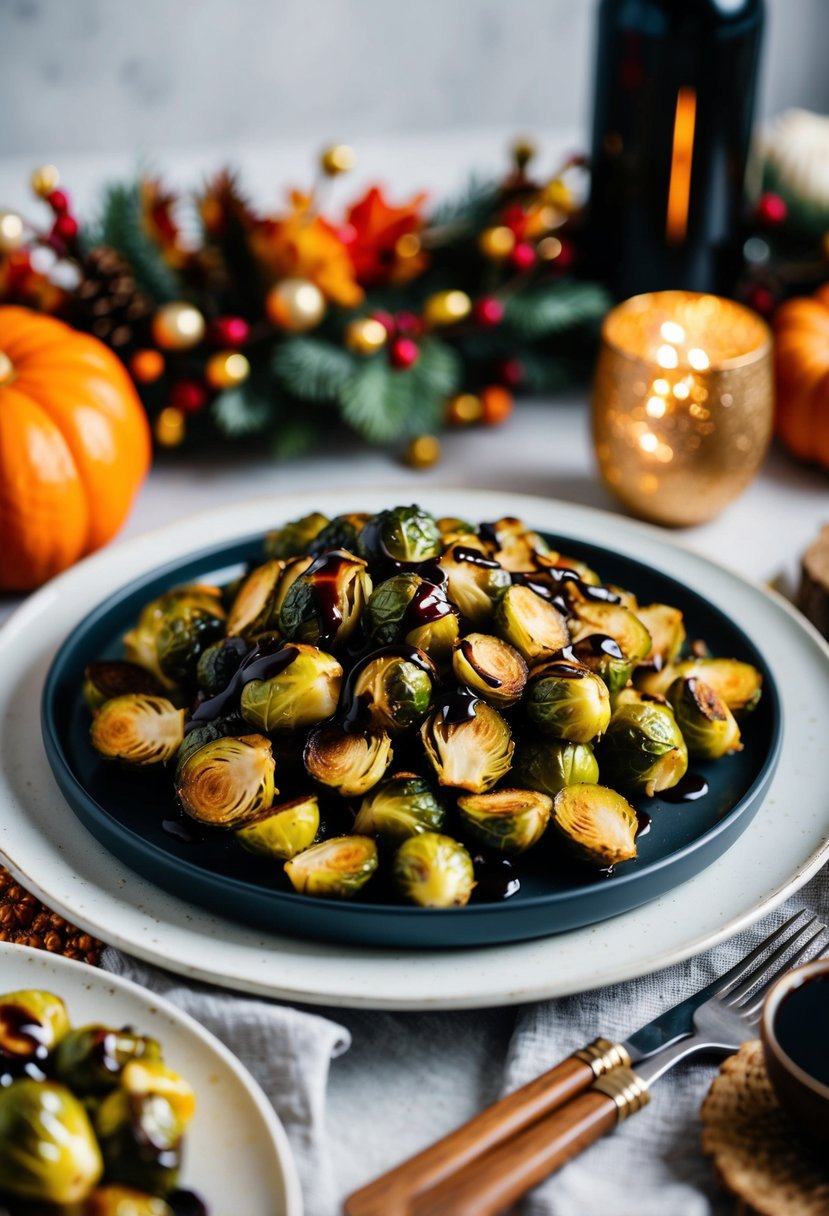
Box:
(592, 291, 773, 526)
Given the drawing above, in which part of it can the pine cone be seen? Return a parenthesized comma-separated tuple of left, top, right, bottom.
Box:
(63, 245, 153, 352)
(0, 866, 101, 965)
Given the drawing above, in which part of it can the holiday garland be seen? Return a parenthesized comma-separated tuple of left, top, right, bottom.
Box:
(0, 143, 610, 461)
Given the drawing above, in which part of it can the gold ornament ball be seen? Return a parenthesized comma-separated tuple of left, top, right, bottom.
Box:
(152, 302, 206, 351)
(423, 290, 472, 328)
(321, 144, 356, 176)
(537, 236, 563, 262)
(395, 233, 421, 260)
(31, 164, 60, 198)
(446, 393, 483, 426)
(266, 279, 327, 332)
(0, 211, 24, 253)
(206, 351, 251, 390)
(511, 137, 537, 170)
(344, 317, 388, 355)
(479, 226, 516, 261)
(544, 178, 574, 213)
(403, 434, 441, 469)
(154, 406, 186, 448)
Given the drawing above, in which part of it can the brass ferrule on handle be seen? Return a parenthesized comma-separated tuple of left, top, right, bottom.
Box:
(572, 1037, 632, 1078)
(592, 1066, 651, 1122)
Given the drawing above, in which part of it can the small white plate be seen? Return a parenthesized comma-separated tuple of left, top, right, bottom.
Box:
(0, 942, 302, 1216)
(1, 489, 828, 1011)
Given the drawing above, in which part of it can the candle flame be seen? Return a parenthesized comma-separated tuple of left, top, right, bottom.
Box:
(666, 87, 696, 245)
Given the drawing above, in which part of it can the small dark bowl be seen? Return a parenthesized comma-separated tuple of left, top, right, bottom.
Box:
(761, 958, 829, 1145)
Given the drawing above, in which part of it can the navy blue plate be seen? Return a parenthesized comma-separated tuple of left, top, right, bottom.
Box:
(41, 531, 781, 949)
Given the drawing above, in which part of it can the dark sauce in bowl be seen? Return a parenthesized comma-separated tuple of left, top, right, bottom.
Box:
(774, 973, 829, 1087)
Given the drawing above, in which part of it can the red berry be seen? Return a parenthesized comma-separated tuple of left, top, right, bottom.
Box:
(510, 242, 536, 272)
(745, 284, 775, 316)
(52, 214, 78, 241)
(389, 337, 420, 370)
(371, 309, 396, 335)
(46, 189, 70, 214)
(756, 193, 787, 227)
(211, 316, 250, 347)
(473, 297, 505, 327)
(503, 204, 528, 238)
(170, 379, 209, 414)
(553, 238, 575, 270)
(394, 311, 423, 337)
(496, 357, 524, 388)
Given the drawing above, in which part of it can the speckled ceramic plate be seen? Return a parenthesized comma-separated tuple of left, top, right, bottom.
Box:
(0, 942, 302, 1216)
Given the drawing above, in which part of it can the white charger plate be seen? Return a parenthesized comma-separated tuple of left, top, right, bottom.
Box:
(1, 488, 828, 1011)
(0, 942, 302, 1216)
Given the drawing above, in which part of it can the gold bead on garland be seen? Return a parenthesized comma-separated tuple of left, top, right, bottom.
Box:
(479, 226, 515, 261)
(152, 301, 206, 351)
(446, 393, 483, 426)
(206, 351, 251, 389)
(320, 144, 356, 176)
(266, 278, 327, 332)
(511, 137, 537, 170)
(344, 317, 388, 355)
(403, 434, 441, 468)
(423, 290, 472, 328)
(0, 211, 24, 253)
(155, 406, 187, 447)
(30, 164, 60, 198)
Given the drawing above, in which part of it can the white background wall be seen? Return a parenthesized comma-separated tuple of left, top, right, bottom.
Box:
(1, 0, 828, 159)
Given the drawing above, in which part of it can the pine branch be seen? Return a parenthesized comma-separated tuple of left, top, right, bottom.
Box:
(212, 383, 274, 437)
(338, 339, 461, 443)
(88, 182, 181, 304)
(427, 174, 500, 232)
(272, 337, 356, 404)
(504, 281, 610, 342)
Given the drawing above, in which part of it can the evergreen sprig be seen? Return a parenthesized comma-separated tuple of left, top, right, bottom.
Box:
(504, 281, 611, 341)
(87, 183, 181, 304)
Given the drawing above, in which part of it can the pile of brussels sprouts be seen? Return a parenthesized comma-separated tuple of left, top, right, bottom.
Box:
(85, 505, 763, 908)
(0, 988, 204, 1215)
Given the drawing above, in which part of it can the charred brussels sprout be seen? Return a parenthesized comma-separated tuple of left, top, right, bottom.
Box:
(493, 584, 570, 665)
(598, 700, 688, 797)
(552, 784, 638, 867)
(392, 832, 476, 907)
(358, 505, 443, 565)
(264, 511, 329, 559)
(177, 734, 276, 826)
(451, 632, 528, 707)
(54, 1026, 162, 1095)
(308, 512, 370, 556)
(85, 1186, 175, 1216)
(669, 657, 762, 716)
(90, 695, 185, 766)
(365, 573, 460, 661)
(420, 702, 513, 793)
(272, 554, 314, 620)
(353, 775, 444, 841)
(83, 662, 165, 714)
(0, 990, 69, 1061)
(635, 603, 686, 669)
(235, 795, 320, 860)
(525, 663, 611, 743)
(173, 713, 247, 778)
(304, 725, 393, 797)
(0, 1078, 103, 1203)
(225, 560, 285, 638)
(438, 544, 512, 626)
(284, 836, 378, 897)
(480, 517, 551, 572)
(240, 644, 342, 732)
(457, 788, 552, 854)
(95, 1087, 183, 1195)
(513, 738, 599, 798)
(668, 676, 742, 759)
(195, 636, 251, 695)
(568, 600, 652, 683)
(123, 586, 224, 689)
(155, 601, 226, 685)
(349, 650, 434, 734)
(564, 634, 633, 694)
(279, 550, 372, 647)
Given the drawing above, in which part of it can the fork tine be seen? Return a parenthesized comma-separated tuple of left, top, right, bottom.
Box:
(712, 911, 814, 1001)
(738, 933, 829, 1017)
(722, 917, 823, 1007)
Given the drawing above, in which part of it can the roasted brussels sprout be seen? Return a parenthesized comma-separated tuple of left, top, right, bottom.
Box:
(173, 714, 247, 778)
(239, 643, 342, 732)
(308, 512, 370, 556)
(284, 836, 378, 897)
(120, 1059, 195, 1126)
(264, 511, 329, 559)
(95, 1086, 183, 1195)
(552, 783, 638, 866)
(358, 505, 443, 565)
(54, 1026, 162, 1096)
(83, 662, 165, 714)
(225, 560, 285, 638)
(568, 600, 652, 682)
(353, 775, 444, 841)
(272, 554, 314, 620)
(635, 603, 687, 669)
(347, 649, 434, 734)
(598, 699, 688, 797)
(392, 832, 475, 907)
(525, 663, 611, 743)
(436, 515, 475, 538)
(667, 676, 742, 759)
(90, 695, 185, 766)
(512, 738, 599, 797)
(195, 636, 251, 695)
(0, 1078, 103, 1203)
(420, 701, 514, 793)
(437, 544, 512, 626)
(0, 990, 69, 1061)
(123, 587, 225, 689)
(451, 632, 528, 707)
(304, 725, 393, 797)
(235, 794, 320, 860)
(479, 517, 551, 572)
(279, 550, 372, 647)
(493, 584, 570, 665)
(155, 600, 226, 685)
(85, 1185, 175, 1216)
(365, 573, 460, 661)
(177, 734, 276, 826)
(562, 634, 632, 693)
(457, 788, 552, 854)
(652, 657, 763, 716)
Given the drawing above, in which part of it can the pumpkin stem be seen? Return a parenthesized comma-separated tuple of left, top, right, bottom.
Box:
(0, 351, 14, 387)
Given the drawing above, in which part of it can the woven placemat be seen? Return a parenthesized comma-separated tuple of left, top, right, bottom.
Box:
(701, 1039, 829, 1216)
(0, 865, 101, 964)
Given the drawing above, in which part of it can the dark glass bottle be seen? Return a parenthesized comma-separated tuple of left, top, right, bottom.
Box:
(588, 0, 765, 299)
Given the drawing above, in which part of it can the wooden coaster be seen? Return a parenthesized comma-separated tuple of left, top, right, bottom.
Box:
(701, 1040, 829, 1216)
(0, 865, 101, 964)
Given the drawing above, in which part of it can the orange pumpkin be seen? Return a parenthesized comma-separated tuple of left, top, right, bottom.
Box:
(773, 284, 829, 471)
(0, 306, 151, 591)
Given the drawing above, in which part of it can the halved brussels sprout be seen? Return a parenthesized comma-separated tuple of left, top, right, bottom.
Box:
(525, 663, 611, 743)
(284, 835, 378, 898)
(174, 714, 247, 779)
(85, 1186, 175, 1216)
(120, 1059, 196, 1127)
(304, 725, 393, 797)
(83, 662, 165, 714)
(0, 990, 69, 1060)
(671, 657, 763, 716)
(272, 554, 314, 620)
(90, 695, 185, 766)
(437, 544, 512, 625)
(635, 603, 686, 669)
(279, 550, 372, 647)
(457, 788, 552, 854)
(493, 584, 570, 665)
(547, 553, 602, 586)
(308, 512, 371, 556)
(392, 832, 476, 907)
(436, 515, 475, 540)
(0, 1078, 103, 1203)
(347, 649, 434, 734)
(358, 505, 443, 565)
(235, 795, 321, 860)
(123, 586, 225, 689)
(479, 517, 551, 572)
(225, 560, 285, 638)
(264, 511, 329, 559)
(598, 700, 688, 797)
(568, 600, 652, 678)
(553, 783, 638, 866)
(512, 738, 599, 797)
(196, 636, 252, 695)
(420, 702, 513, 793)
(562, 634, 632, 693)
(177, 734, 276, 826)
(155, 599, 226, 685)
(667, 676, 742, 759)
(353, 775, 444, 841)
(55, 1026, 162, 1095)
(240, 643, 342, 732)
(452, 632, 528, 707)
(365, 572, 460, 662)
(368, 572, 440, 646)
(95, 1087, 183, 1195)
